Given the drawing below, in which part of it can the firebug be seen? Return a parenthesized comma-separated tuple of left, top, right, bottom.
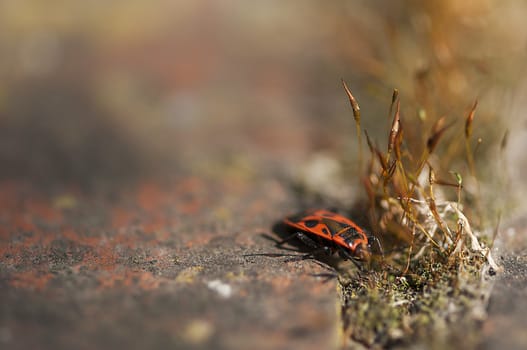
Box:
(281, 209, 381, 264)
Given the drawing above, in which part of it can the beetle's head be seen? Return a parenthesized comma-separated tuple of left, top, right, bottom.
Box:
(351, 240, 372, 262)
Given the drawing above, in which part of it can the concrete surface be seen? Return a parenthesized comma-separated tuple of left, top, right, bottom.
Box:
(479, 220, 527, 350)
(0, 176, 341, 350)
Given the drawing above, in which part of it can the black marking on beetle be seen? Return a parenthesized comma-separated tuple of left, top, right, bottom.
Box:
(340, 228, 363, 245)
(304, 219, 318, 228)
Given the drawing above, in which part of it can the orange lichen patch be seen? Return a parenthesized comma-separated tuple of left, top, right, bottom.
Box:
(141, 213, 169, 234)
(0, 184, 62, 237)
(81, 248, 119, 271)
(0, 233, 56, 266)
(110, 233, 135, 248)
(11, 213, 36, 232)
(269, 275, 293, 293)
(25, 197, 62, 223)
(184, 233, 216, 248)
(301, 276, 336, 295)
(135, 270, 164, 290)
(9, 270, 54, 291)
(111, 207, 136, 230)
(61, 227, 101, 247)
(19, 230, 55, 247)
(150, 228, 172, 241)
(179, 198, 201, 215)
(246, 199, 266, 216)
(175, 176, 204, 194)
(111, 230, 162, 249)
(97, 269, 162, 291)
(0, 245, 20, 265)
(112, 205, 178, 235)
(137, 182, 166, 212)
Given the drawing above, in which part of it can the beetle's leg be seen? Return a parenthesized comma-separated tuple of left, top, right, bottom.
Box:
(297, 232, 333, 255)
(337, 246, 365, 271)
(278, 231, 320, 249)
(337, 246, 355, 260)
(277, 231, 321, 249)
(284, 246, 332, 263)
(276, 232, 329, 256)
(275, 232, 304, 246)
(280, 232, 332, 261)
(295, 232, 319, 248)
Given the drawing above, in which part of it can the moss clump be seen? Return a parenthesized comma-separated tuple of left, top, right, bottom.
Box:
(339, 86, 499, 348)
(340, 252, 493, 348)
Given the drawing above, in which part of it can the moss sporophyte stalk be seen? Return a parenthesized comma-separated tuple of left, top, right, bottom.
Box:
(339, 84, 499, 348)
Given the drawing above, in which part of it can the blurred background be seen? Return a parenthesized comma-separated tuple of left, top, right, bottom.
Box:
(0, 0, 526, 198)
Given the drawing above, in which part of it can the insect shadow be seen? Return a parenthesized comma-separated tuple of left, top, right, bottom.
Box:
(244, 220, 346, 280)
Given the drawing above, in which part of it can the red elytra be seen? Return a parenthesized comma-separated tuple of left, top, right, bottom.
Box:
(283, 209, 372, 262)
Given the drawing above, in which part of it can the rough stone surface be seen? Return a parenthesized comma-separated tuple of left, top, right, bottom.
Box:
(479, 218, 527, 350)
(0, 178, 340, 350)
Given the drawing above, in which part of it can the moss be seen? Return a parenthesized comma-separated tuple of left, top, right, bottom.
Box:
(336, 86, 499, 348)
(339, 252, 491, 348)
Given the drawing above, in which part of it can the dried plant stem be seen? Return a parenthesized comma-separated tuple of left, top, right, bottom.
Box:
(405, 208, 443, 251)
(403, 227, 415, 274)
(465, 138, 476, 178)
(342, 79, 363, 180)
(464, 100, 478, 177)
(445, 202, 499, 270)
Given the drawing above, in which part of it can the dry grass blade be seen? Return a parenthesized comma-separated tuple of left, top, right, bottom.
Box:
(342, 79, 363, 176)
(388, 100, 400, 157)
(388, 88, 399, 120)
(375, 147, 388, 172)
(364, 129, 374, 153)
(428, 168, 453, 243)
(433, 178, 463, 188)
(407, 212, 443, 251)
(488, 212, 501, 254)
(427, 116, 455, 154)
(429, 199, 453, 243)
(394, 120, 404, 161)
(500, 129, 509, 152)
(342, 79, 361, 123)
(450, 171, 463, 204)
(385, 159, 397, 182)
(384, 216, 414, 244)
(464, 100, 479, 186)
(445, 203, 499, 270)
(364, 129, 377, 175)
(465, 100, 478, 139)
(464, 100, 478, 177)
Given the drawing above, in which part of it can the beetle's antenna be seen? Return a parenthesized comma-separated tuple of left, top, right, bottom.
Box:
(369, 235, 384, 260)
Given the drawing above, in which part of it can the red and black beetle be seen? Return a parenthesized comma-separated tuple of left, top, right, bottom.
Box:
(281, 209, 379, 263)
